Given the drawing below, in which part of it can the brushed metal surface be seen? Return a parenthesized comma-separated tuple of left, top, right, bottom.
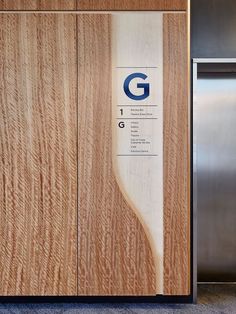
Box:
(194, 67, 236, 282)
(191, 0, 236, 58)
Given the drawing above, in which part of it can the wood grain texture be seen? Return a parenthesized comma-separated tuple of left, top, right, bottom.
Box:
(77, 14, 156, 296)
(0, 14, 77, 295)
(0, 0, 76, 10)
(77, 0, 187, 11)
(112, 13, 164, 294)
(163, 13, 190, 295)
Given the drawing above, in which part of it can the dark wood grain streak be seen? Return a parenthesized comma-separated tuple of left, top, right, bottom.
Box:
(77, 0, 187, 11)
(0, 0, 76, 10)
(0, 13, 77, 295)
(77, 14, 156, 296)
(163, 13, 190, 295)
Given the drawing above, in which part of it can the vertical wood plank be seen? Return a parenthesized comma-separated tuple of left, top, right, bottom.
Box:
(112, 13, 164, 294)
(163, 13, 190, 295)
(0, 0, 77, 10)
(77, 0, 187, 11)
(0, 13, 77, 295)
(77, 14, 156, 296)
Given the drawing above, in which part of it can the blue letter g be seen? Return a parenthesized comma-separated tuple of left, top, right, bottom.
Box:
(123, 72, 150, 101)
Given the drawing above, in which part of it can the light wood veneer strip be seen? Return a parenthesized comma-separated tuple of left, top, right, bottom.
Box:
(0, 0, 76, 10)
(0, 13, 78, 295)
(77, 0, 187, 11)
(163, 13, 190, 295)
(77, 13, 156, 296)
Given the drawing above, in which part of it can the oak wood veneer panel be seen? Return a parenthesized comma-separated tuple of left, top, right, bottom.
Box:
(77, 14, 156, 296)
(0, 0, 76, 10)
(163, 13, 190, 295)
(112, 13, 164, 294)
(0, 13, 77, 295)
(77, 0, 187, 11)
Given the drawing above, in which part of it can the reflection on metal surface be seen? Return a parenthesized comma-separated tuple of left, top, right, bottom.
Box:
(194, 65, 236, 282)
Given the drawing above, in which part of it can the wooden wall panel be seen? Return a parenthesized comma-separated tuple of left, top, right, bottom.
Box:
(77, 0, 187, 11)
(0, 0, 76, 10)
(112, 13, 164, 295)
(77, 14, 156, 296)
(0, 14, 77, 295)
(163, 13, 190, 295)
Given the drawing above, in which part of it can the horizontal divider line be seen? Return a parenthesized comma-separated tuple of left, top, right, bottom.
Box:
(116, 118, 158, 120)
(117, 154, 158, 156)
(117, 105, 158, 107)
(116, 66, 158, 69)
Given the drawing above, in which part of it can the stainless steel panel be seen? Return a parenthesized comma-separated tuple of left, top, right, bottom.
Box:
(194, 70, 236, 282)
